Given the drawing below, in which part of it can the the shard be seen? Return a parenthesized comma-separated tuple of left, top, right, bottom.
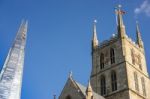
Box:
(0, 20, 28, 99)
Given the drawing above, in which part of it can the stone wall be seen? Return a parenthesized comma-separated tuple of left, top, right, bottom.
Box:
(59, 79, 84, 99)
(124, 38, 148, 76)
(105, 90, 129, 99)
(91, 39, 128, 98)
(90, 36, 150, 99)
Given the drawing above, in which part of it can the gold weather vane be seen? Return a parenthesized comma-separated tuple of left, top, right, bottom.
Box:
(115, 4, 125, 15)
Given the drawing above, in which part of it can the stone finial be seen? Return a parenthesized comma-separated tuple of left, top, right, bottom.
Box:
(86, 80, 93, 99)
(69, 71, 73, 79)
(92, 19, 99, 49)
(136, 21, 143, 48)
(115, 4, 126, 39)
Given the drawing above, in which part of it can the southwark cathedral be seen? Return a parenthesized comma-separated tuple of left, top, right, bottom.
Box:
(59, 5, 150, 99)
(0, 4, 150, 99)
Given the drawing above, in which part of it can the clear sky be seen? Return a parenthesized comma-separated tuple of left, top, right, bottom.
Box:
(0, 0, 150, 99)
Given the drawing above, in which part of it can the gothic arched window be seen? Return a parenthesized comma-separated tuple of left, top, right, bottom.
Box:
(100, 53, 104, 69)
(110, 48, 115, 64)
(111, 71, 117, 91)
(100, 75, 106, 95)
(141, 77, 146, 96)
(138, 55, 142, 70)
(131, 49, 135, 65)
(134, 72, 139, 91)
(65, 95, 71, 99)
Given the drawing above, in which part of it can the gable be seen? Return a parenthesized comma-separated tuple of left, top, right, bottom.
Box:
(59, 78, 85, 99)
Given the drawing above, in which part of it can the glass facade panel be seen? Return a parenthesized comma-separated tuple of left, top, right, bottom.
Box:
(0, 21, 27, 99)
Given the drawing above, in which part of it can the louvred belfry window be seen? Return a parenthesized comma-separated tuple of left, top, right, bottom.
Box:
(110, 48, 115, 64)
(100, 75, 106, 95)
(111, 71, 117, 91)
(141, 77, 146, 96)
(134, 72, 139, 92)
(131, 49, 135, 65)
(138, 55, 142, 70)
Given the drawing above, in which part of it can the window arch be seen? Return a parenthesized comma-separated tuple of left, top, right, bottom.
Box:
(141, 77, 146, 96)
(111, 71, 117, 91)
(65, 95, 71, 99)
(100, 53, 104, 69)
(131, 49, 135, 65)
(134, 72, 139, 91)
(100, 75, 106, 95)
(138, 55, 142, 70)
(110, 48, 115, 64)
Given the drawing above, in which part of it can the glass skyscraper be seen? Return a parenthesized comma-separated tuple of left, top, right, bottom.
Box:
(0, 21, 28, 99)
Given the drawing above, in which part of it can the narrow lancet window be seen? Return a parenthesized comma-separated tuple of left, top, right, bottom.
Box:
(131, 49, 135, 65)
(110, 48, 115, 64)
(134, 72, 139, 91)
(138, 55, 142, 70)
(100, 53, 104, 69)
(141, 77, 146, 96)
(100, 75, 106, 95)
(111, 71, 117, 91)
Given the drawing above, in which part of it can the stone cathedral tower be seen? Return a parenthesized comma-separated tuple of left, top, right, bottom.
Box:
(0, 20, 28, 99)
(90, 5, 150, 99)
(59, 5, 150, 99)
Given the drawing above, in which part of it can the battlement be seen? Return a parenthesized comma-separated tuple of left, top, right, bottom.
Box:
(98, 33, 118, 48)
(98, 33, 142, 50)
(125, 35, 139, 48)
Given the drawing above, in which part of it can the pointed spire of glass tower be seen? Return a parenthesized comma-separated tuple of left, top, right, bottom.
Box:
(0, 20, 28, 99)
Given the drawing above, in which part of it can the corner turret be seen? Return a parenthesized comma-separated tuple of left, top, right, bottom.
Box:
(136, 21, 144, 48)
(116, 5, 126, 39)
(92, 20, 99, 50)
(86, 80, 93, 99)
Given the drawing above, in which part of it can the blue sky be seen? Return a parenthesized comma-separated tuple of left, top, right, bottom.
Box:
(0, 0, 150, 99)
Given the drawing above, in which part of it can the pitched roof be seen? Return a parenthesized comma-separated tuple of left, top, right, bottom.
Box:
(72, 79, 105, 99)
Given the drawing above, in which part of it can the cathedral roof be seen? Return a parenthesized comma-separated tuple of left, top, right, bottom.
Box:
(59, 75, 105, 99)
(72, 78, 105, 99)
(75, 82, 105, 99)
